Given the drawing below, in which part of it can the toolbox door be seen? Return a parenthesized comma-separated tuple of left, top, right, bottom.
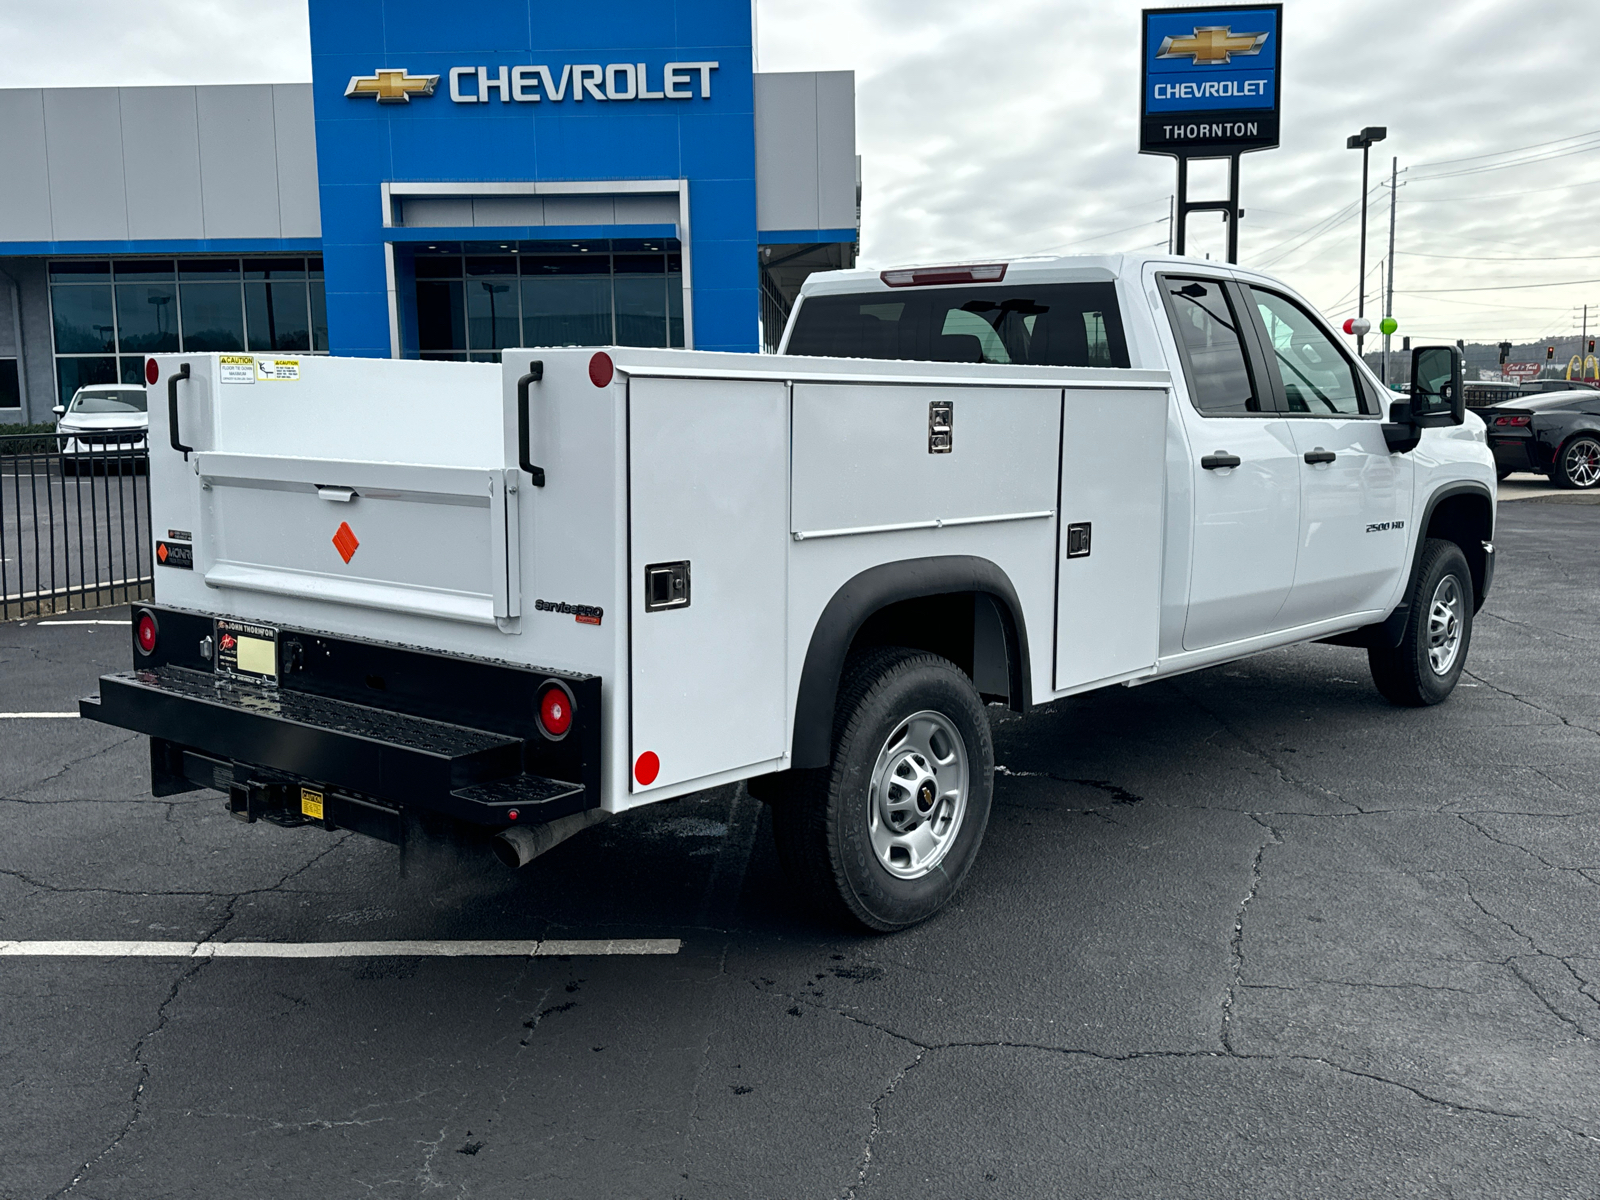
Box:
(627, 377, 789, 795)
(1054, 387, 1167, 690)
(193, 453, 521, 628)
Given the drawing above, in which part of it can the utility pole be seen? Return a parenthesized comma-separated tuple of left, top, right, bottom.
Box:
(1384, 156, 1397, 387)
(1347, 126, 1387, 357)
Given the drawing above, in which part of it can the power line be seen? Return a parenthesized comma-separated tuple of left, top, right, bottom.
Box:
(1398, 276, 1600, 294)
(1397, 250, 1600, 262)
(1406, 138, 1600, 183)
(1408, 128, 1600, 172)
(1401, 176, 1600, 203)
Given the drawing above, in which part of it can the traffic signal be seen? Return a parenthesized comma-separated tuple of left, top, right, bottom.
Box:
(1499, 341, 1512, 364)
(1589, 339, 1595, 355)
(1548, 346, 1556, 360)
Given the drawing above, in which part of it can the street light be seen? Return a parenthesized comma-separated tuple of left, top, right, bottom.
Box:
(1347, 125, 1387, 358)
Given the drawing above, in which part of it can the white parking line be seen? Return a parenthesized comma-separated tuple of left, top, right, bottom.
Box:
(35, 620, 125, 626)
(0, 712, 79, 719)
(0, 938, 681, 958)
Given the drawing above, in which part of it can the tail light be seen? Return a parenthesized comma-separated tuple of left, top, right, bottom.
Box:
(537, 681, 574, 739)
(880, 264, 1008, 288)
(135, 609, 158, 656)
(1495, 414, 1531, 426)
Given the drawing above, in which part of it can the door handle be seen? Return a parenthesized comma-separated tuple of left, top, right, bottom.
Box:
(1201, 452, 1241, 470)
(167, 362, 192, 460)
(515, 360, 546, 487)
(1303, 448, 1337, 465)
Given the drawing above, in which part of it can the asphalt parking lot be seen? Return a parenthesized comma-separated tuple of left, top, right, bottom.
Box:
(2, 497, 1598, 1200)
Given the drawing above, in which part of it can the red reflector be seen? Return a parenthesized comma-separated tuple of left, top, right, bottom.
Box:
(135, 612, 157, 655)
(144, 358, 159, 386)
(331, 521, 360, 564)
(634, 751, 660, 786)
(880, 263, 1008, 288)
(589, 352, 614, 388)
(539, 686, 573, 738)
(507, 809, 519, 821)
(1495, 414, 1531, 426)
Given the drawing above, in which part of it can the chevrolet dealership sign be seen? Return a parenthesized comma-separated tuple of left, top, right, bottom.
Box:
(345, 63, 720, 104)
(1140, 5, 1281, 156)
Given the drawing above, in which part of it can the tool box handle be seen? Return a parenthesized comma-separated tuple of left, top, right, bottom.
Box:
(516, 360, 545, 487)
(167, 362, 193, 460)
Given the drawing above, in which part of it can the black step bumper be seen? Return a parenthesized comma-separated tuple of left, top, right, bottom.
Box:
(81, 608, 601, 835)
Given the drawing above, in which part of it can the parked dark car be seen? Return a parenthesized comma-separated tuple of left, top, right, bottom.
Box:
(1478, 389, 1600, 488)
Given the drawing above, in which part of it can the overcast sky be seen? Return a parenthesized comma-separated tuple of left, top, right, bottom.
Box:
(2, 0, 1596, 347)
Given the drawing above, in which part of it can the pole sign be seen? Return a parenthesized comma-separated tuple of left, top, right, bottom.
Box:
(1140, 5, 1282, 158)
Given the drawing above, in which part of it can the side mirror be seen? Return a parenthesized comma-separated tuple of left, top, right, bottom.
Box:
(52, 405, 65, 417)
(1409, 345, 1465, 427)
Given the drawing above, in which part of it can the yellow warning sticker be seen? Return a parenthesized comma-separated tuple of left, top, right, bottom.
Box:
(300, 788, 324, 820)
(218, 355, 256, 385)
(256, 358, 301, 382)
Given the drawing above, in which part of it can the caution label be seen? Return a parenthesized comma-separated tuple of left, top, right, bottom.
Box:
(300, 788, 324, 820)
(218, 355, 255, 385)
(256, 358, 301, 382)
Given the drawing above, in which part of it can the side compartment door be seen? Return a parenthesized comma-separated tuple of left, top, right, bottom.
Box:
(628, 377, 789, 795)
(1243, 285, 1413, 626)
(1055, 386, 1167, 690)
(1158, 275, 1303, 651)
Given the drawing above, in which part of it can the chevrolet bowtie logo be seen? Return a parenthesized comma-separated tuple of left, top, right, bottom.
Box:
(1157, 26, 1269, 66)
(344, 69, 441, 103)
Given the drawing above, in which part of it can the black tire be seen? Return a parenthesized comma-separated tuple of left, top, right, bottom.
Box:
(1368, 539, 1474, 707)
(1552, 434, 1600, 490)
(769, 647, 994, 932)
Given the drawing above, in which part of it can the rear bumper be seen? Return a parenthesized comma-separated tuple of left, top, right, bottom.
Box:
(81, 607, 601, 834)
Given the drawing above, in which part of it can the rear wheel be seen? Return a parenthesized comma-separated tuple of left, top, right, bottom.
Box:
(770, 648, 994, 932)
(1368, 538, 1474, 706)
(1553, 435, 1600, 489)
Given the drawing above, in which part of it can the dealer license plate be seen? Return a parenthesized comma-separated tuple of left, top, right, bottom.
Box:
(215, 619, 279, 684)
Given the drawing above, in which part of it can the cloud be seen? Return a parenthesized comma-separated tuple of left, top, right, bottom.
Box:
(1, 0, 1594, 341)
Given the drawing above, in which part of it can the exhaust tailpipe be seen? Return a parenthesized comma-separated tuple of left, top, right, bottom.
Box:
(492, 808, 609, 869)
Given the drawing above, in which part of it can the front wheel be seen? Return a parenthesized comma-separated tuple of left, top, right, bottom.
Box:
(770, 648, 994, 932)
(1368, 538, 1474, 706)
(1553, 435, 1600, 489)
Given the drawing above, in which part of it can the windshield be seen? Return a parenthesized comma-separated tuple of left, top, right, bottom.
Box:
(69, 388, 147, 414)
(785, 282, 1130, 368)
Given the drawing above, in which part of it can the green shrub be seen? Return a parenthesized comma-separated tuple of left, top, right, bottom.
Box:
(0, 422, 63, 456)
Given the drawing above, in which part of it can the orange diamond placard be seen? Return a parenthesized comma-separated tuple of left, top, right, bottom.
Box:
(157, 542, 169, 564)
(332, 521, 360, 564)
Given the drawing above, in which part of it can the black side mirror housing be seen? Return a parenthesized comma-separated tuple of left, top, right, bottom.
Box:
(1382, 397, 1421, 453)
(1409, 345, 1466, 428)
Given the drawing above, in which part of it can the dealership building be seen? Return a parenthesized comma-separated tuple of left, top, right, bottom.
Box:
(0, 0, 858, 424)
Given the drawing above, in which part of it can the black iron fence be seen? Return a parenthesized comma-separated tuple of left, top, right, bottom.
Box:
(0, 430, 152, 621)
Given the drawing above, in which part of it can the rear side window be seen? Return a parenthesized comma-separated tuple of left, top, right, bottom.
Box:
(785, 282, 1130, 368)
(1162, 278, 1261, 415)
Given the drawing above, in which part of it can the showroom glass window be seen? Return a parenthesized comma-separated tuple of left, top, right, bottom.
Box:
(49, 257, 329, 403)
(411, 240, 685, 361)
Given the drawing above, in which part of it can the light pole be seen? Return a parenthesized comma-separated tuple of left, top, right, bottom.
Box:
(1347, 125, 1387, 359)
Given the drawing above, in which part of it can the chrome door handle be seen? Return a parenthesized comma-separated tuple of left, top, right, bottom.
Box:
(1303, 448, 1336, 464)
(1201, 452, 1241, 470)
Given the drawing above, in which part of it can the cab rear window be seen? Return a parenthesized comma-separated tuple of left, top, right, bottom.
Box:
(785, 282, 1130, 368)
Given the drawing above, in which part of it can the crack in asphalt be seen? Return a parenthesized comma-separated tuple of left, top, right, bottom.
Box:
(1461, 875, 1600, 1039)
(51, 896, 239, 1198)
(837, 1047, 926, 1200)
(1465, 669, 1600, 739)
(0, 834, 352, 900)
(1220, 814, 1281, 1055)
(6, 729, 140, 798)
(41, 836, 354, 1195)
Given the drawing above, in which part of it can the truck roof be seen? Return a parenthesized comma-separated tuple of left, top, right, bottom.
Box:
(796, 252, 1286, 297)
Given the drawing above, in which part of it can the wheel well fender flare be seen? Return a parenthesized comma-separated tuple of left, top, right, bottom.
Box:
(1378, 482, 1494, 645)
(791, 556, 1032, 769)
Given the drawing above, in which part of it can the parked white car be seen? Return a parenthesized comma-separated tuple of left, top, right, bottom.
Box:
(53, 384, 149, 474)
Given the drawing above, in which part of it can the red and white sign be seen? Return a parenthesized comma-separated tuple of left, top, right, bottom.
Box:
(1502, 363, 1542, 381)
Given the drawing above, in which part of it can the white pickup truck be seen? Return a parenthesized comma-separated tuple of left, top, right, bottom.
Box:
(83, 253, 1495, 930)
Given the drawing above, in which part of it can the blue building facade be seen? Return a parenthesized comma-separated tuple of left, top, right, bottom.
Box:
(0, 3, 856, 420)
